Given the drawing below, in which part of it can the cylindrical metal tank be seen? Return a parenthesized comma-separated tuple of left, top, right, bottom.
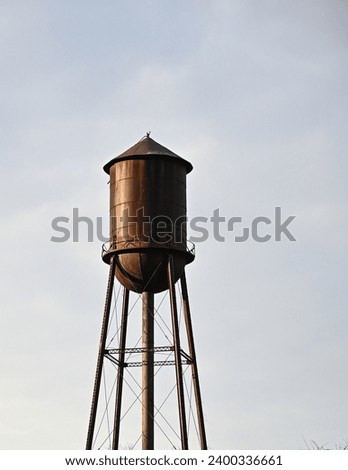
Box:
(102, 135, 194, 293)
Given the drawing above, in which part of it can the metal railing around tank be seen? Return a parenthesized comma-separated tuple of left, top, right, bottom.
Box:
(101, 237, 195, 258)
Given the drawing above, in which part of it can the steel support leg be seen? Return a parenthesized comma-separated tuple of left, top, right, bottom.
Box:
(167, 255, 189, 450)
(142, 291, 155, 449)
(112, 287, 130, 449)
(86, 255, 116, 449)
(180, 270, 208, 450)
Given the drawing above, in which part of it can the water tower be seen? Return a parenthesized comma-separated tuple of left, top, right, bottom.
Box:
(86, 135, 207, 450)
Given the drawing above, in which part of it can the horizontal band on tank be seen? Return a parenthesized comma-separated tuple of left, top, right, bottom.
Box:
(110, 176, 187, 186)
(111, 229, 188, 238)
(111, 193, 187, 203)
(111, 201, 187, 209)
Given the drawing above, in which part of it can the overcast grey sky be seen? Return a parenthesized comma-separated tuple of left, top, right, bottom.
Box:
(1, 0, 348, 450)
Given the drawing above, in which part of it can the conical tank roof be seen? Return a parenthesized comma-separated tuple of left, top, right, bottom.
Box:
(103, 135, 193, 174)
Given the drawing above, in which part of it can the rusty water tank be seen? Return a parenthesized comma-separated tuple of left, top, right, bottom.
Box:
(102, 135, 194, 293)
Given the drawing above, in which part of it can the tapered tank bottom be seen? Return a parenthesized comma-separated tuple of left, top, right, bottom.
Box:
(103, 249, 193, 294)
